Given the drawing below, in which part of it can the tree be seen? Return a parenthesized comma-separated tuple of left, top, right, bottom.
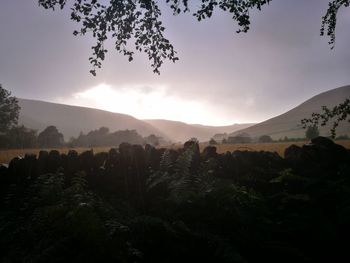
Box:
(305, 125, 320, 140)
(38, 0, 349, 75)
(189, 137, 199, 143)
(302, 98, 350, 138)
(258, 135, 273, 143)
(0, 84, 20, 133)
(209, 138, 218, 145)
(4, 125, 38, 149)
(144, 134, 160, 146)
(227, 133, 252, 144)
(38, 125, 64, 148)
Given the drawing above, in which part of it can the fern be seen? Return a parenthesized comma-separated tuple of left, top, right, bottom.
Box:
(147, 145, 218, 202)
(159, 149, 173, 172)
(171, 145, 216, 202)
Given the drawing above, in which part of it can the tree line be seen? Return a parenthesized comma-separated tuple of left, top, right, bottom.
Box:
(0, 124, 161, 150)
(210, 125, 349, 145)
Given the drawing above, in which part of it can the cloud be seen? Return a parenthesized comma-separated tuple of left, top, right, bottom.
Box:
(57, 83, 236, 125)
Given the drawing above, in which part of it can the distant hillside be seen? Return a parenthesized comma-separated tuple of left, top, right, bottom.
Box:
(18, 99, 168, 141)
(231, 85, 350, 139)
(144, 119, 254, 142)
(17, 99, 253, 143)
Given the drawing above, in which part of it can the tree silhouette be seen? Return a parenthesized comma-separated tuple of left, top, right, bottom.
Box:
(305, 125, 320, 140)
(0, 125, 38, 149)
(302, 98, 350, 138)
(0, 84, 20, 133)
(38, 125, 64, 148)
(259, 135, 273, 143)
(38, 0, 349, 75)
(209, 138, 218, 145)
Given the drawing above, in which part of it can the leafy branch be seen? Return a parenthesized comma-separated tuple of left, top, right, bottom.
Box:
(38, 0, 350, 75)
(301, 98, 350, 138)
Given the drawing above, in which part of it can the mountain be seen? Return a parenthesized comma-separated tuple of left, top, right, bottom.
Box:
(18, 99, 168, 140)
(17, 99, 252, 143)
(231, 85, 350, 139)
(144, 119, 254, 142)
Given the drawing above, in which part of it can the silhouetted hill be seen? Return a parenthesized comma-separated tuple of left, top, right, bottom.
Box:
(17, 99, 252, 143)
(18, 99, 168, 141)
(144, 119, 254, 142)
(231, 85, 350, 139)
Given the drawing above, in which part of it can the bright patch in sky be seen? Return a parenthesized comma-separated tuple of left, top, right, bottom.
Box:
(60, 83, 234, 125)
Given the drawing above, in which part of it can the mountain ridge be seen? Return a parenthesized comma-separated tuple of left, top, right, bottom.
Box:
(144, 119, 254, 142)
(18, 98, 169, 140)
(231, 85, 350, 139)
(17, 98, 251, 142)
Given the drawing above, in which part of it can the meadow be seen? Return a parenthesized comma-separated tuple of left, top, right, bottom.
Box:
(1, 140, 350, 164)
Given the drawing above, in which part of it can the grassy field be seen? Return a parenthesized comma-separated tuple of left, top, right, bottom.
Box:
(1, 140, 350, 164)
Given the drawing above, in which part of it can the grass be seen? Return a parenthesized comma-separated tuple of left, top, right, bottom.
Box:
(1, 140, 350, 165)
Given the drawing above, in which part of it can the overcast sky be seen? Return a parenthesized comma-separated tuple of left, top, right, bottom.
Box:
(1, 0, 350, 125)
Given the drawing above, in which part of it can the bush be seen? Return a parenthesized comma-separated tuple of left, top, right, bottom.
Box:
(258, 135, 273, 143)
(209, 138, 218, 145)
(227, 134, 252, 144)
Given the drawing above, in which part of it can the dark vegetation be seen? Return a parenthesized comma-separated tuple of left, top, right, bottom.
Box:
(69, 127, 161, 148)
(214, 130, 349, 145)
(0, 125, 161, 149)
(1, 136, 349, 262)
(305, 126, 320, 140)
(302, 98, 350, 138)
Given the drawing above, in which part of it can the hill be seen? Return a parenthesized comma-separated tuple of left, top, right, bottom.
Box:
(18, 99, 168, 140)
(231, 85, 350, 139)
(144, 119, 254, 142)
(17, 99, 252, 143)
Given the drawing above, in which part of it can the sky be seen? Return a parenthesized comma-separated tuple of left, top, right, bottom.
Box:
(1, 0, 350, 126)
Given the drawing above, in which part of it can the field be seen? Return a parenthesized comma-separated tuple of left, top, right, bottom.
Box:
(1, 140, 350, 164)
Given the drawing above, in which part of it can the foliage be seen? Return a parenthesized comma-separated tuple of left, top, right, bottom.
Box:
(0, 125, 37, 149)
(0, 172, 135, 262)
(321, 0, 350, 48)
(227, 133, 252, 144)
(209, 138, 218, 145)
(305, 125, 320, 140)
(38, 125, 64, 148)
(38, 0, 180, 75)
(144, 134, 160, 146)
(0, 84, 20, 133)
(259, 135, 273, 143)
(1, 139, 350, 261)
(70, 128, 146, 147)
(301, 98, 350, 138)
(37, 0, 349, 75)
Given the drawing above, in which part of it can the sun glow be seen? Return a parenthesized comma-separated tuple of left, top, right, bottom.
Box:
(60, 83, 232, 125)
